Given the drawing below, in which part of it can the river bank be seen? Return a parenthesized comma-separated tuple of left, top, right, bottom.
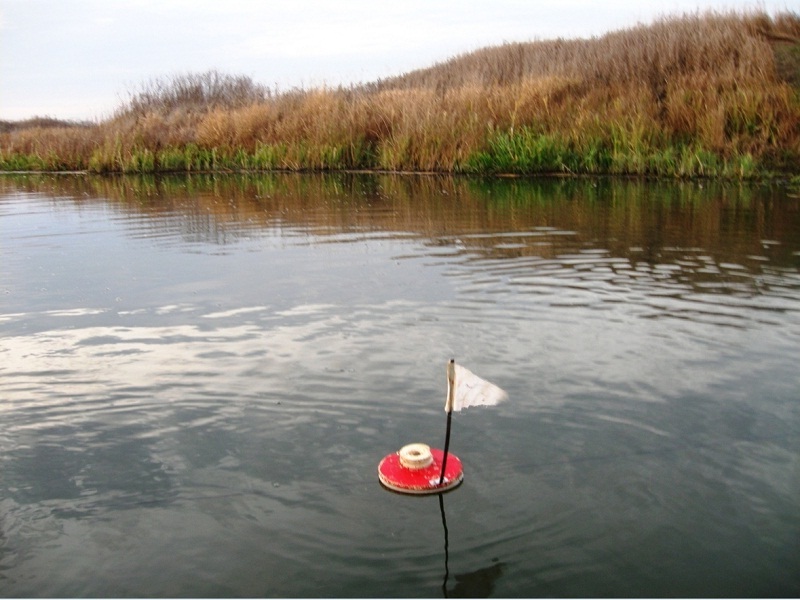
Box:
(2, 11, 799, 178)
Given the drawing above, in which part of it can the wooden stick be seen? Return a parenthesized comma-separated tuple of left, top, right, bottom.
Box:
(438, 409, 453, 485)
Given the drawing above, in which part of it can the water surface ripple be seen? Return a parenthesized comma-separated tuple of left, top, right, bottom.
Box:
(1, 174, 798, 597)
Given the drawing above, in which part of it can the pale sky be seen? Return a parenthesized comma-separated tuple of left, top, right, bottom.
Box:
(1, 0, 796, 121)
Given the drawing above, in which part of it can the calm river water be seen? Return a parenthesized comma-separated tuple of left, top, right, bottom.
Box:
(1, 173, 799, 597)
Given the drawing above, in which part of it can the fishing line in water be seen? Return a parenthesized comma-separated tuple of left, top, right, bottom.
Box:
(438, 493, 450, 597)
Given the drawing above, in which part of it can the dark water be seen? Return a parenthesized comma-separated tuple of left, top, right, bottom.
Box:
(1, 173, 799, 597)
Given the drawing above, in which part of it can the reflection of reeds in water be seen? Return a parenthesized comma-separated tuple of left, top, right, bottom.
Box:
(1, 12, 798, 176)
(2, 173, 798, 270)
(3, 172, 798, 331)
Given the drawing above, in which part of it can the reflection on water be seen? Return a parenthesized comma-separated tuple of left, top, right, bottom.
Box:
(1, 173, 799, 597)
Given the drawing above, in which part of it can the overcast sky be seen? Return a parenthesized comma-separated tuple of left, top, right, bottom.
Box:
(1, 0, 795, 121)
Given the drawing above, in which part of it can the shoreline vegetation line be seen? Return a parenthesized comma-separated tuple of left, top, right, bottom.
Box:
(1, 11, 799, 179)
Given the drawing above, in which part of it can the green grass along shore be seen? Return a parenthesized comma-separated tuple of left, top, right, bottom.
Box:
(2, 11, 799, 178)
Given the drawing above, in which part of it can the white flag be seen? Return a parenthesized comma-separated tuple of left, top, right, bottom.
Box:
(446, 361, 508, 412)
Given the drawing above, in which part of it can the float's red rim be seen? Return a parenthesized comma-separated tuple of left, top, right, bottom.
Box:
(378, 447, 463, 495)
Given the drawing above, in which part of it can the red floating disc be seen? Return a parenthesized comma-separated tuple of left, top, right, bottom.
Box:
(378, 444, 463, 495)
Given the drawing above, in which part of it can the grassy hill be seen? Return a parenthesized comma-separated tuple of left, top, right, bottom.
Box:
(2, 11, 799, 177)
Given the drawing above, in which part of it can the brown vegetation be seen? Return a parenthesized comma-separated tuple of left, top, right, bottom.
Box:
(1, 11, 799, 176)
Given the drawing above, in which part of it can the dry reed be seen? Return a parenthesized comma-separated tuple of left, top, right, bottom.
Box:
(1, 11, 798, 176)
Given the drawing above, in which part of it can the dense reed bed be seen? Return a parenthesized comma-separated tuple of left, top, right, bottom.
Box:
(2, 11, 799, 177)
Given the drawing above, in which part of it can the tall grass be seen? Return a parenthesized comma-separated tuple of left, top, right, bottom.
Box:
(1, 11, 798, 177)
